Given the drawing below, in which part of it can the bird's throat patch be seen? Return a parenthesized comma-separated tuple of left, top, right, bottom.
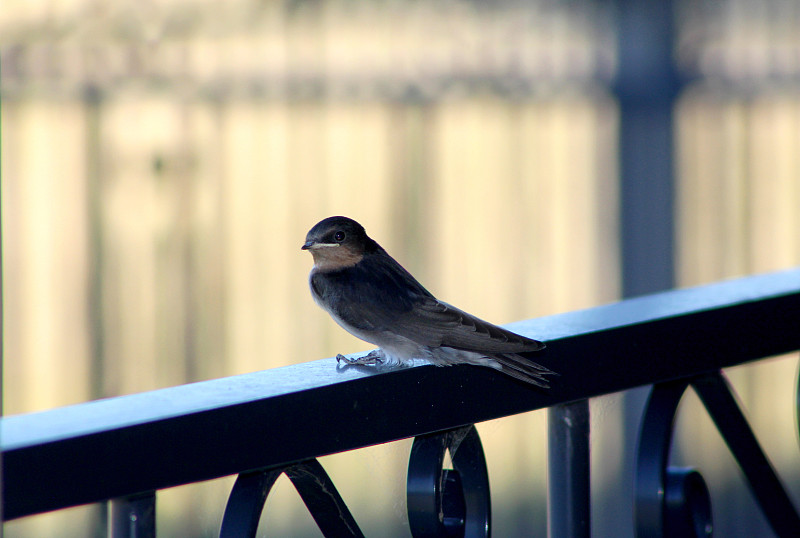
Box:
(312, 245, 364, 271)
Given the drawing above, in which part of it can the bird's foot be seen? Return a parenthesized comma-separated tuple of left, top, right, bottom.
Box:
(336, 350, 385, 365)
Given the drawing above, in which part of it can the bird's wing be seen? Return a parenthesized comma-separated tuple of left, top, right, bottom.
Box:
(394, 297, 545, 353)
(313, 251, 544, 354)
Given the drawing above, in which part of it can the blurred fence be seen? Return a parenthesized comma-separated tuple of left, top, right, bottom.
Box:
(2, 0, 800, 536)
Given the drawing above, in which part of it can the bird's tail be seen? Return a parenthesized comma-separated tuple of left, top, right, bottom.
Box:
(492, 352, 557, 388)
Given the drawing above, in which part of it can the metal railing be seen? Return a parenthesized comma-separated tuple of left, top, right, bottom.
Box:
(2, 268, 800, 537)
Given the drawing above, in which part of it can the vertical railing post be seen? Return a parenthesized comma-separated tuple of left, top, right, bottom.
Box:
(612, 1, 681, 535)
(109, 491, 156, 538)
(548, 399, 591, 538)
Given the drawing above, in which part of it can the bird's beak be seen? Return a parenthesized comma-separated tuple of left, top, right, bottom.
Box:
(302, 240, 340, 250)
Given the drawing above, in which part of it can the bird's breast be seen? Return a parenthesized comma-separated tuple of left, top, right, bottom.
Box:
(308, 268, 428, 363)
(309, 269, 373, 340)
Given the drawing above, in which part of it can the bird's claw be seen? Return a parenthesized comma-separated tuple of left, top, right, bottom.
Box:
(336, 350, 384, 365)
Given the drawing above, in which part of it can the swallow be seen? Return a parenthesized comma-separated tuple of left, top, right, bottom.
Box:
(301, 216, 555, 387)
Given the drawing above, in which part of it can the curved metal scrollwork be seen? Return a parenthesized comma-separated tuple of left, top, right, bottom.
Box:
(407, 424, 491, 537)
(635, 377, 712, 538)
(219, 458, 364, 538)
(636, 371, 800, 538)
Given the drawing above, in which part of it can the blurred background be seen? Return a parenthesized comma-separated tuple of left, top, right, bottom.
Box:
(2, 0, 799, 536)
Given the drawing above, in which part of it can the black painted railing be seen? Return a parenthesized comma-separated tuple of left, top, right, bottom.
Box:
(3, 269, 800, 537)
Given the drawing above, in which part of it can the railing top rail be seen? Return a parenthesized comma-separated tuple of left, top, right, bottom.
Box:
(3, 268, 800, 521)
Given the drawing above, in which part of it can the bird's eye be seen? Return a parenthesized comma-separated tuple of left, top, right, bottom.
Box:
(334, 231, 346, 242)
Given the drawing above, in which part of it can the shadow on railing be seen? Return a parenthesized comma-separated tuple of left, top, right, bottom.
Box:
(3, 269, 800, 537)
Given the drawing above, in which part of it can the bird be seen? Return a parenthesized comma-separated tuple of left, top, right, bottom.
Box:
(301, 216, 555, 387)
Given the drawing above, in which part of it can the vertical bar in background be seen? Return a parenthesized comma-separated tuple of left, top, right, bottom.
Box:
(548, 400, 591, 538)
(85, 84, 106, 403)
(616, 0, 679, 299)
(609, 1, 680, 537)
(109, 492, 156, 538)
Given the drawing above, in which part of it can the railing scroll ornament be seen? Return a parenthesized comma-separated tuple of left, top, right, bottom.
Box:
(219, 459, 364, 538)
(407, 425, 491, 537)
(635, 371, 800, 538)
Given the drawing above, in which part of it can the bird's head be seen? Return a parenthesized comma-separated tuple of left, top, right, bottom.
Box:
(302, 216, 374, 270)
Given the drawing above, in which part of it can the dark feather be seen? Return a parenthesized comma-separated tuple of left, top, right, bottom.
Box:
(312, 247, 546, 355)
